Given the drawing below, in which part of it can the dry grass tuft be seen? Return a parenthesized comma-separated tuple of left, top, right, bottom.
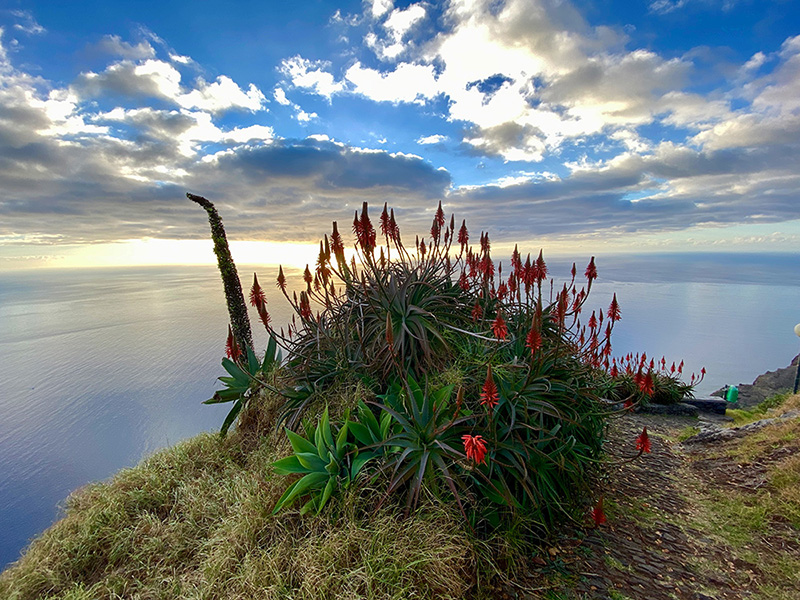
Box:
(0, 420, 476, 600)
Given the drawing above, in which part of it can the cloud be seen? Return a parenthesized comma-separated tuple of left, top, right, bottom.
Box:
(279, 56, 346, 99)
(10, 10, 45, 35)
(366, 3, 427, 60)
(74, 58, 267, 114)
(344, 61, 441, 103)
(281, 0, 700, 160)
(91, 35, 155, 60)
(416, 134, 447, 144)
(177, 76, 266, 113)
(0, 36, 447, 245)
(648, 0, 688, 15)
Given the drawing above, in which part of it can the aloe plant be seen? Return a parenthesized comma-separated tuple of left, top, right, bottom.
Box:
(204, 335, 281, 437)
(271, 407, 375, 515)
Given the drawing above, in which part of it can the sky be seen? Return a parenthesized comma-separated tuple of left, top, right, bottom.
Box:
(0, 0, 799, 269)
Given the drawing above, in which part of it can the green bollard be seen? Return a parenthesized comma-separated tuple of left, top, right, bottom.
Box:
(725, 385, 739, 403)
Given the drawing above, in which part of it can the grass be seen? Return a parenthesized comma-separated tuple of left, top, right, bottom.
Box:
(726, 391, 795, 426)
(0, 390, 481, 600)
(675, 425, 700, 442)
(680, 393, 800, 598)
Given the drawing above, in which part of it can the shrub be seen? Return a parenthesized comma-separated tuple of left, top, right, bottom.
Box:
(203, 199, 700, 533)
(254, 202, 628, 532)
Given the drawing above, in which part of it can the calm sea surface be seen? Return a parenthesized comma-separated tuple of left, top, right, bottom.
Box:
(1, 253, 798, 568)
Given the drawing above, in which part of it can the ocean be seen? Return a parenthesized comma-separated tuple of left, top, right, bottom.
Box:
(0, 253, 798, 568)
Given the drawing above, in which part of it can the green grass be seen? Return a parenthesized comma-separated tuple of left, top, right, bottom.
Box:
(675, 425, 700, 442)
(682, 393, 800, 598)
(726, 391, 794, 426)
(0, 414, 479, 600)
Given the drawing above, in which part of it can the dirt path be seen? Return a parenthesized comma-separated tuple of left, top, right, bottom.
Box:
(505, 412, 800, 600)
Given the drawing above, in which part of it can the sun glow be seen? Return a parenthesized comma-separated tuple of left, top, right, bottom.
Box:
(32, 239, 323, 270)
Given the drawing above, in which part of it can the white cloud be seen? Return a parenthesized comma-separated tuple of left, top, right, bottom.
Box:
(280, 56, 346, 98)
(74, 57, 266, 114)
(648, 0, 688, 14)
(169, 53, 192, 64)
(296, 110, 317, 122)
(133, 59, 183, 98)
(416, 134, 448, 144)
(11, 10, 45, 35)
(368, 3, 427, 60)
(274, 87, 291, 105)
(95, 35, 155, 60)
(345, 61, 440, 103)
(177, 75, 266, 113)
(370, 0, 394, 19)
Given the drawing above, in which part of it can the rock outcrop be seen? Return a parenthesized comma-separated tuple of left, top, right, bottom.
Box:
(712, 354, 799, 408)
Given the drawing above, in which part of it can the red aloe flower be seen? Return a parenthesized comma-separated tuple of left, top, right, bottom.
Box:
(461, 434, 488, 464)
(638, 370, 655, 397)
(357, 202, 376, 252)
(535, 249, 548, 282)
(250, 272, 266, 307)
(480, 365, 499, 408)
(352, 210, 362, 242)
(511, 244, 521, 275)
(471, 300, 483, 321)
(508, 273, 517, 295)
(636, 427, 652, 453)
(225, 325, 242, 361)
(277, 265, 287, 292)
(480, 231, 490, 254)
(298, 291, 312, 320)
(330, 221, 345, 261)
(522, 254, 533, 292)
(491, 312, 508, 340)
(431, 200, 445, 240)
(526, 325, 542, 355)
(316, 240, 332, 282)
(458, 219, 469, 248)
(496, 282, 508, 300)
(458, 270, 469, 291)
(390, 208, 400, 242)
(585, 256, 597, 283)
(380, 202, 391, 239)
(588, 311, 598, 330)
(607, 293, 621, 322)
(609, 361, 619, 378)
(591, 497, 607, 526)
(434, 200, 446, 228)
(303, 265, 313, 286)
(250, 273, 271, 328)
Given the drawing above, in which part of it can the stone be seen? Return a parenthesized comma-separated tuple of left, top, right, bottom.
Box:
(637, 402, 699, 417)
(683, 398, 729, 414)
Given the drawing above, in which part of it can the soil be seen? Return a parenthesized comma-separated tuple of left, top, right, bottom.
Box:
(497, 412, 800, 600)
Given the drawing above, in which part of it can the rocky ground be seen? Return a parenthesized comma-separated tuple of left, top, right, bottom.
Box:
(498, 406, 800, 600)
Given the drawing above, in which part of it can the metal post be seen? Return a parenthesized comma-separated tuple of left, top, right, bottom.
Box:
(794, 355, 800, 395)
(795, 324, 800, 395)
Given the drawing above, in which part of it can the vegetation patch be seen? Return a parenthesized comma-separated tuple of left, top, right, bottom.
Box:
(1, 199, 707, 599)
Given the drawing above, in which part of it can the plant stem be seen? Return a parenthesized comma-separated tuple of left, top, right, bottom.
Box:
(187, 192, 254, 351)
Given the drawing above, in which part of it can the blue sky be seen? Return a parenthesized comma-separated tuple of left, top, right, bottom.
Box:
(1, 0, 799, 268)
